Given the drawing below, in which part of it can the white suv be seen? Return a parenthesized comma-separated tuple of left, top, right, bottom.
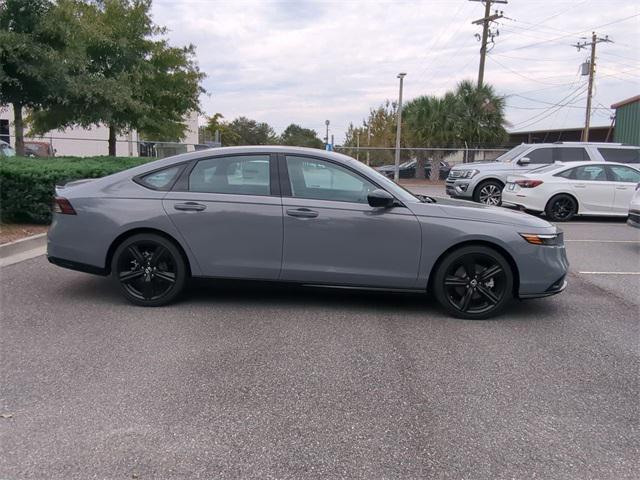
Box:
(446, 142, 640, 205)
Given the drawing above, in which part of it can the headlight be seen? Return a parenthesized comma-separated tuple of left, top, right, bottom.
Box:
(520, 232, 563, 246)
(458, 169, 479, 179)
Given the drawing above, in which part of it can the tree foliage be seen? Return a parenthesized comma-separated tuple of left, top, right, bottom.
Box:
(22, 0, 205, 155)
(204, 116, 277, 146)
(279, 124, 323, 149)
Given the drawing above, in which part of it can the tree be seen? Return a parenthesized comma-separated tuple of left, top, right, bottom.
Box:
(0, 0, 74, 155)
(279, 124, 323, 149)
(29, 0, 204, 155)
(404, 93, 458, 180)
(343, 100, 400, 166)
(222, 116, 277, 146)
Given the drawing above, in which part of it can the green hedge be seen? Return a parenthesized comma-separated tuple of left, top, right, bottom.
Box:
(0, 156, 156, 224)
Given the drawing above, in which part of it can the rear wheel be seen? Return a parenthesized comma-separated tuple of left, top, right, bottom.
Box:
(473, 180, 504, 206)
(112, 233, 186, 306)
(545, 194, 578, 222)
(433, 246, 513, 320)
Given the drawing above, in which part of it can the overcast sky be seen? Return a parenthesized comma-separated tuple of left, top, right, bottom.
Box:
(152, 0, 639, 143)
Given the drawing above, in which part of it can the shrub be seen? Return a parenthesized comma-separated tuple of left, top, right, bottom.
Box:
(0, 156, 156, 224)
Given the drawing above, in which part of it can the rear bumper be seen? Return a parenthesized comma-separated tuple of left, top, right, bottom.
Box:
(47, 255, 108, 276)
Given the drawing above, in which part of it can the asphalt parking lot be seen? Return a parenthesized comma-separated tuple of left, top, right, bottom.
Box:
(1, 190, 638, 479)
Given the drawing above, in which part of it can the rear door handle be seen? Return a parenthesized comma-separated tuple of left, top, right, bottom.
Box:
(574, 184, 586, 188)
(286, 208, 318, 218)
(615, 186, 629, 190)
(174, 202, 206, 212)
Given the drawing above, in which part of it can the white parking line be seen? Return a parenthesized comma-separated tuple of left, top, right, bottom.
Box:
(579, 271, 640, 275)
(565, 240, 640, 243)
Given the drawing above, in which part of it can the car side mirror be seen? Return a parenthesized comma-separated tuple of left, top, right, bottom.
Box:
(368, 189, 395, 208)
(517, 157, 531, 166)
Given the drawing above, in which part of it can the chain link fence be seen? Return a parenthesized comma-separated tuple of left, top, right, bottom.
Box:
(333, 146, 509, 167)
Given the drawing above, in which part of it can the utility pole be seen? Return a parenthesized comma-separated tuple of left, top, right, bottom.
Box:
(573, 32, 612, 141)
(356, 130, 360, 162)
(394, 73, 406, 182)
(470, 0, 507, 87)
(366, 124, 371, 166)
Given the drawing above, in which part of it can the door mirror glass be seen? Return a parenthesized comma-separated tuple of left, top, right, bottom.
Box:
(367, 189, 395, 208)
(517, 157, 531, 166)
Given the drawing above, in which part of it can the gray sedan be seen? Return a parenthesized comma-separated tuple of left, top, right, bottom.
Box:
(48, 146, 568, 319)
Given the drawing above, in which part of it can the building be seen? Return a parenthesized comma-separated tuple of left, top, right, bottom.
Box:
(0, 105, 199, 157)
(508, 125, 612, 145)
(611, 95, 640, 146)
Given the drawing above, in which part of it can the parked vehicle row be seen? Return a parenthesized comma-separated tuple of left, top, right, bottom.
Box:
(446, 142, 640, 206)
(376, 159, 451, 180)
(0, 140, 55, 157)
(48, 146, 568, 319)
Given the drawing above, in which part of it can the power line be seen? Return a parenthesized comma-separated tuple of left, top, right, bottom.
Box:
(469, 0, 508, 86)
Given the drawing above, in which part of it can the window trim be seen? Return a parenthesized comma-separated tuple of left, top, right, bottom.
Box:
(279, 152, 403, 205)
(170, 153, 279, 197)
(133, 162, 189, 191)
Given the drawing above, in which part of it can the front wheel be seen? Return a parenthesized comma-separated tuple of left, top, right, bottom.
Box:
(112, 233, 187, 306)
(433, 246, 514, 320)
(473, 180, 504, 206)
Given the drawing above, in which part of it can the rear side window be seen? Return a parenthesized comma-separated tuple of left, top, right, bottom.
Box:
(189, 155, 270, 196)
(138, 165, 183, 190)
(598, 148, 640, 164)
(555, 147, 589, 162)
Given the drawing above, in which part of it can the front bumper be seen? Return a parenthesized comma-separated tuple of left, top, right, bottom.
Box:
(445, 178, 474, 198)
(628, 210, 640, 229)
(520, 277, 567, 299)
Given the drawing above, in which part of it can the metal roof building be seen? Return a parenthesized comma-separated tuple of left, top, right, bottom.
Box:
(612, 95, 640, 146)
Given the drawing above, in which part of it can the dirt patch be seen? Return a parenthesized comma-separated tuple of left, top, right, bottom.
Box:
(0, 224, 49, 245)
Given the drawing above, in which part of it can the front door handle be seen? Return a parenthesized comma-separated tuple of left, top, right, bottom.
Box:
(615, 186, 629, 190)
(174, 202, 206, 212)
(286, 208, 319, 218)
(574, 184, 586, 188)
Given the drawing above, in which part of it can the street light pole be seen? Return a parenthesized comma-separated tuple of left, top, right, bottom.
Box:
(356, 130, 360, 162)
(325, 120, 330, 149)
(394, 73, 407, 182)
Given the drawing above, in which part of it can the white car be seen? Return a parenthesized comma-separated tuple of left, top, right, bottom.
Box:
(628, 183, 640, 229)
(502, 161, 640, 221)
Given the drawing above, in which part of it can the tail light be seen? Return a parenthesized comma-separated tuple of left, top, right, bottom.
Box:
(53, 197, 77, 215)
(515, 179, 544, 188)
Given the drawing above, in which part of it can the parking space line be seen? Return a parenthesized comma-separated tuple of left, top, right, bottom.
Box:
(579, 271, 640, 275)
(566, 240, 640, 243)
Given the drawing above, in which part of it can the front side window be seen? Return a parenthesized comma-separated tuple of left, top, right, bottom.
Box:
(189, 155, 271, 196)
(139, 165, 183, 190)
(607, 165, 640, 183)
(285, 156, 376, 203)
(525, 147, 554, 164)
(599, 148, 640, 164)
(570, 165, 607, 181)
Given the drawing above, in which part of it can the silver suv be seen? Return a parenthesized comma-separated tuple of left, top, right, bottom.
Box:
(446, 142, 640, 205)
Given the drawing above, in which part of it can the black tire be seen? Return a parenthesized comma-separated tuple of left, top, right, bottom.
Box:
(473, 180, 504, 206)
(433, 245, 514, 320)
(545, 194, 578, 222)
(111, 233, 187, 307)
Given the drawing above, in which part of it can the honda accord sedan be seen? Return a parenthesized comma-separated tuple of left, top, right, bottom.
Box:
(48, 146, 568, 319)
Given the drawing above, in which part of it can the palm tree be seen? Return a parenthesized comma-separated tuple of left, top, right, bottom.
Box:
(404, 93, 458, 180)
(454, 80, 508, 161)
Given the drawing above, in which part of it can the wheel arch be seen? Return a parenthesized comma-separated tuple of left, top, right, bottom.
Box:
(545, 191, 580, 214)
(105, 227, 193, 276)
(427, 240, 520, 297)
(473, 177, 505, 199)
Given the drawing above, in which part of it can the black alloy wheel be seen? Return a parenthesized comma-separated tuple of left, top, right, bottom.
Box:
(433, 246, 513, 319)
(545, 194, 578, 222)
(474, 180, 504, 206)
(112, 233, 186, 306)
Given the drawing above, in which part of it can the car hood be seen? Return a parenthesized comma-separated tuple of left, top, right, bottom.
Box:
(408, 197, 553, 229)
(451, 161, 514, 172)
(376, 165, 395, 172)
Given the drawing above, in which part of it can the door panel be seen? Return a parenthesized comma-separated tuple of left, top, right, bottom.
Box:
(280, 155, 421, 288)
(569, 165, 614, 214)
(607, 165, 640, 213)
(162, 154, 283, 279)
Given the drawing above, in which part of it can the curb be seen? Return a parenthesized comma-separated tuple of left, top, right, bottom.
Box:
(0, 233, 47, 259)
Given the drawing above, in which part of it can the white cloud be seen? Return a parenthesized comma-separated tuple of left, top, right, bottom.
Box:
(152, 0, 639, 142)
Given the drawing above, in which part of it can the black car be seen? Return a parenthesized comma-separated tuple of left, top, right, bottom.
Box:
(376, 159, 451, 180)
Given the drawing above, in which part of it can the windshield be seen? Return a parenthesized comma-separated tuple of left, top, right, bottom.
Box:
(495, 144, 530, 163)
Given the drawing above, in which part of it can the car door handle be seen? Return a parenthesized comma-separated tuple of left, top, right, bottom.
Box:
(174, 202, 206, 212)
(286, 208, 319, 218)
(615, 186, 629, 190)
(574, 184, 586, 188)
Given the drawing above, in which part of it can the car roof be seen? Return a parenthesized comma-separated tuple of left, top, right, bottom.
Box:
(520, 142, 636, 148)
(528, 161, 640, 174)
